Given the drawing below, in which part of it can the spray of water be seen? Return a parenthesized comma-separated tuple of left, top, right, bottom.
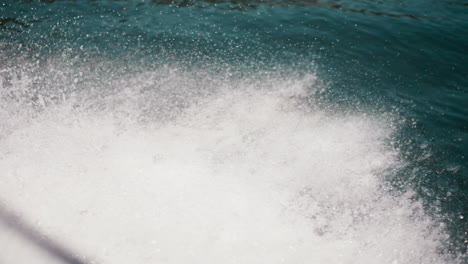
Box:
(0, 56, 457, 263)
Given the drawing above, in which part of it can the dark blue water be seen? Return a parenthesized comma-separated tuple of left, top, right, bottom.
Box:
(1, 1, 467, 263)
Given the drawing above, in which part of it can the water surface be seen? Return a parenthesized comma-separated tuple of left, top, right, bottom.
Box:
(1, 1, 467, 263)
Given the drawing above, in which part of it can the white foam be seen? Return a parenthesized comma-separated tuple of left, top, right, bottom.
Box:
(0, 64, 456, 263)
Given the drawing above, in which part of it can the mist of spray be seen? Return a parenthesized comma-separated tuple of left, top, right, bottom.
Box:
(0, 57, 455, 264)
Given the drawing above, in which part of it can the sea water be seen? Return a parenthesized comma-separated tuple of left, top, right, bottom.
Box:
(0, 1, 467, 263)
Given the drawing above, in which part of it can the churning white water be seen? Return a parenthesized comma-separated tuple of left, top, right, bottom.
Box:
(0, 59, 455, 263)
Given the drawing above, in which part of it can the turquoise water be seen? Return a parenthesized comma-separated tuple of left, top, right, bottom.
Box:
(1, 1, 467, 263)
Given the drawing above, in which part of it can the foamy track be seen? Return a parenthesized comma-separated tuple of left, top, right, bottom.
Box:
(0, 60, 458, 264)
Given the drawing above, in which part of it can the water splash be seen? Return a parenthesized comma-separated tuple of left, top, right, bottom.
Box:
(0, 57, 459, 263)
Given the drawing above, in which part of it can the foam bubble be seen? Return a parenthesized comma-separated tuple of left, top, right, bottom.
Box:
(0, 61, 457, 263)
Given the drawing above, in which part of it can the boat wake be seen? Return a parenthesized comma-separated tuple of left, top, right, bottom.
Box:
(0, 57, 458, 263)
